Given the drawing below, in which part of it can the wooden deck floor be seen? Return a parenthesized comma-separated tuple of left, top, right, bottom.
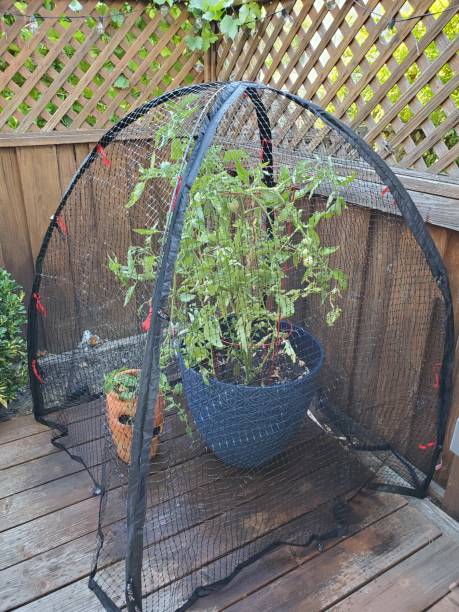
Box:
(1, 414, 459, 612)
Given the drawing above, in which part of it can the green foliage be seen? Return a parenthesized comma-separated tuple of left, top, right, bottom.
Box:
(108, 225, 161, 305)
(113, 74, 130, 89)
(109, 97, 352, 399)
(104, 368, 190, 432)
(169, 146, 350, 385)
(68, 0, 82, 11)
(104, 368, 139, 401)
(5, 0, 264, 53)
(0, 268, 27, 408)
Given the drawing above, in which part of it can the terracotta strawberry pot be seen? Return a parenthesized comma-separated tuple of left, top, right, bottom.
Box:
(105, 369, 165, 464)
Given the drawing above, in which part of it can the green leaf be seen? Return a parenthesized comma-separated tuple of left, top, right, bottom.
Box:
(200, 22, 218, 48)
(96, 2, 109, 16)
(111, 10, 125, 27)
(236, 317, 248, 353)
(179, 293, 195, 302)
(133, 227, 159, 236)
(238, 2, 261, 27)
(219, 14, 239, 40)
(189, 0, 205, 10)
(114, 74, 130, 89)
(126, 181, 146, 208)
(124, 284, 135, 306)
(68, 0, 83, 11)
(20, 27, 33, 41)
(223, 148, 248, 163)
(326, 307, 342, 326)
(283, 339, 296, 362)
(184, 34, 203, 50)
(171, 138, 184, 161)
(14, 1, 27, 13)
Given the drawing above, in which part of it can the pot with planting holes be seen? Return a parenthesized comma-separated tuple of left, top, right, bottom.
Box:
(104, 368, 164, 464)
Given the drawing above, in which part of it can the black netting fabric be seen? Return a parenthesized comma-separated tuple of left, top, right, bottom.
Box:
(28, 82, 454, 612)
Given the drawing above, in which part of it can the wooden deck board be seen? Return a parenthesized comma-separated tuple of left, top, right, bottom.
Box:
(429, 585, 459, 611)
(1, 412, 459, 612)
(0, 429, 59, 469)
(0, 414, 48, 446)
(330, 536, 459, 612)
(223, 505, 442, 612)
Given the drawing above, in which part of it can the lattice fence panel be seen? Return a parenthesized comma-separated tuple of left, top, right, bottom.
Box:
(0, 0, 204, 133)
(216, 0, 459, 175)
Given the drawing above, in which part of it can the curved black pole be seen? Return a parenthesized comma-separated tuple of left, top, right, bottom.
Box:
(122, 84, 276, 612)
(246, 87, 275, 188)
(123, 82, 247, 612)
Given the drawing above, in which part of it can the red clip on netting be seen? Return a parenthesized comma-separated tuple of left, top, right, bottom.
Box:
(96, 144, 111, 168)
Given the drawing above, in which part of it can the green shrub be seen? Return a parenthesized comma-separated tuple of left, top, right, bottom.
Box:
(0, 268, 27, 407)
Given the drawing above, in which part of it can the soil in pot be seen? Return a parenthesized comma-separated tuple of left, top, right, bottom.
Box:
(210, 318, 310, 386)
(105, 369, 165, 464)
(213, 347, 310, 386)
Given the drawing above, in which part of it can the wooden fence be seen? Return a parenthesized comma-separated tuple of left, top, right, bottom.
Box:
(0, 0, 459, 512)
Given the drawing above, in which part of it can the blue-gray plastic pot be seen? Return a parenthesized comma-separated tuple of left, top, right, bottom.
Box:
(178, 323, 324, 468)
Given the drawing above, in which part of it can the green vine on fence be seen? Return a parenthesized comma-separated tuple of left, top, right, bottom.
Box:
(2, 0, 266, 51)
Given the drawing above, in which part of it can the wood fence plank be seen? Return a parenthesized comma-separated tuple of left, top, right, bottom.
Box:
(437, 229, 459, 486)
(16, 146, 63, 259)
(347, 214, 401, 435)
(0, 131, 106, 147)
(0, 148, 34, 293)
(444, 454, 459, 521)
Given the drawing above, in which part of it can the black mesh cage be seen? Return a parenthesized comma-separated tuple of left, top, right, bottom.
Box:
(27, 82, 454, 612)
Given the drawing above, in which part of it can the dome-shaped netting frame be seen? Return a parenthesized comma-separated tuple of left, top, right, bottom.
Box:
(28, 82, 453, 612)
